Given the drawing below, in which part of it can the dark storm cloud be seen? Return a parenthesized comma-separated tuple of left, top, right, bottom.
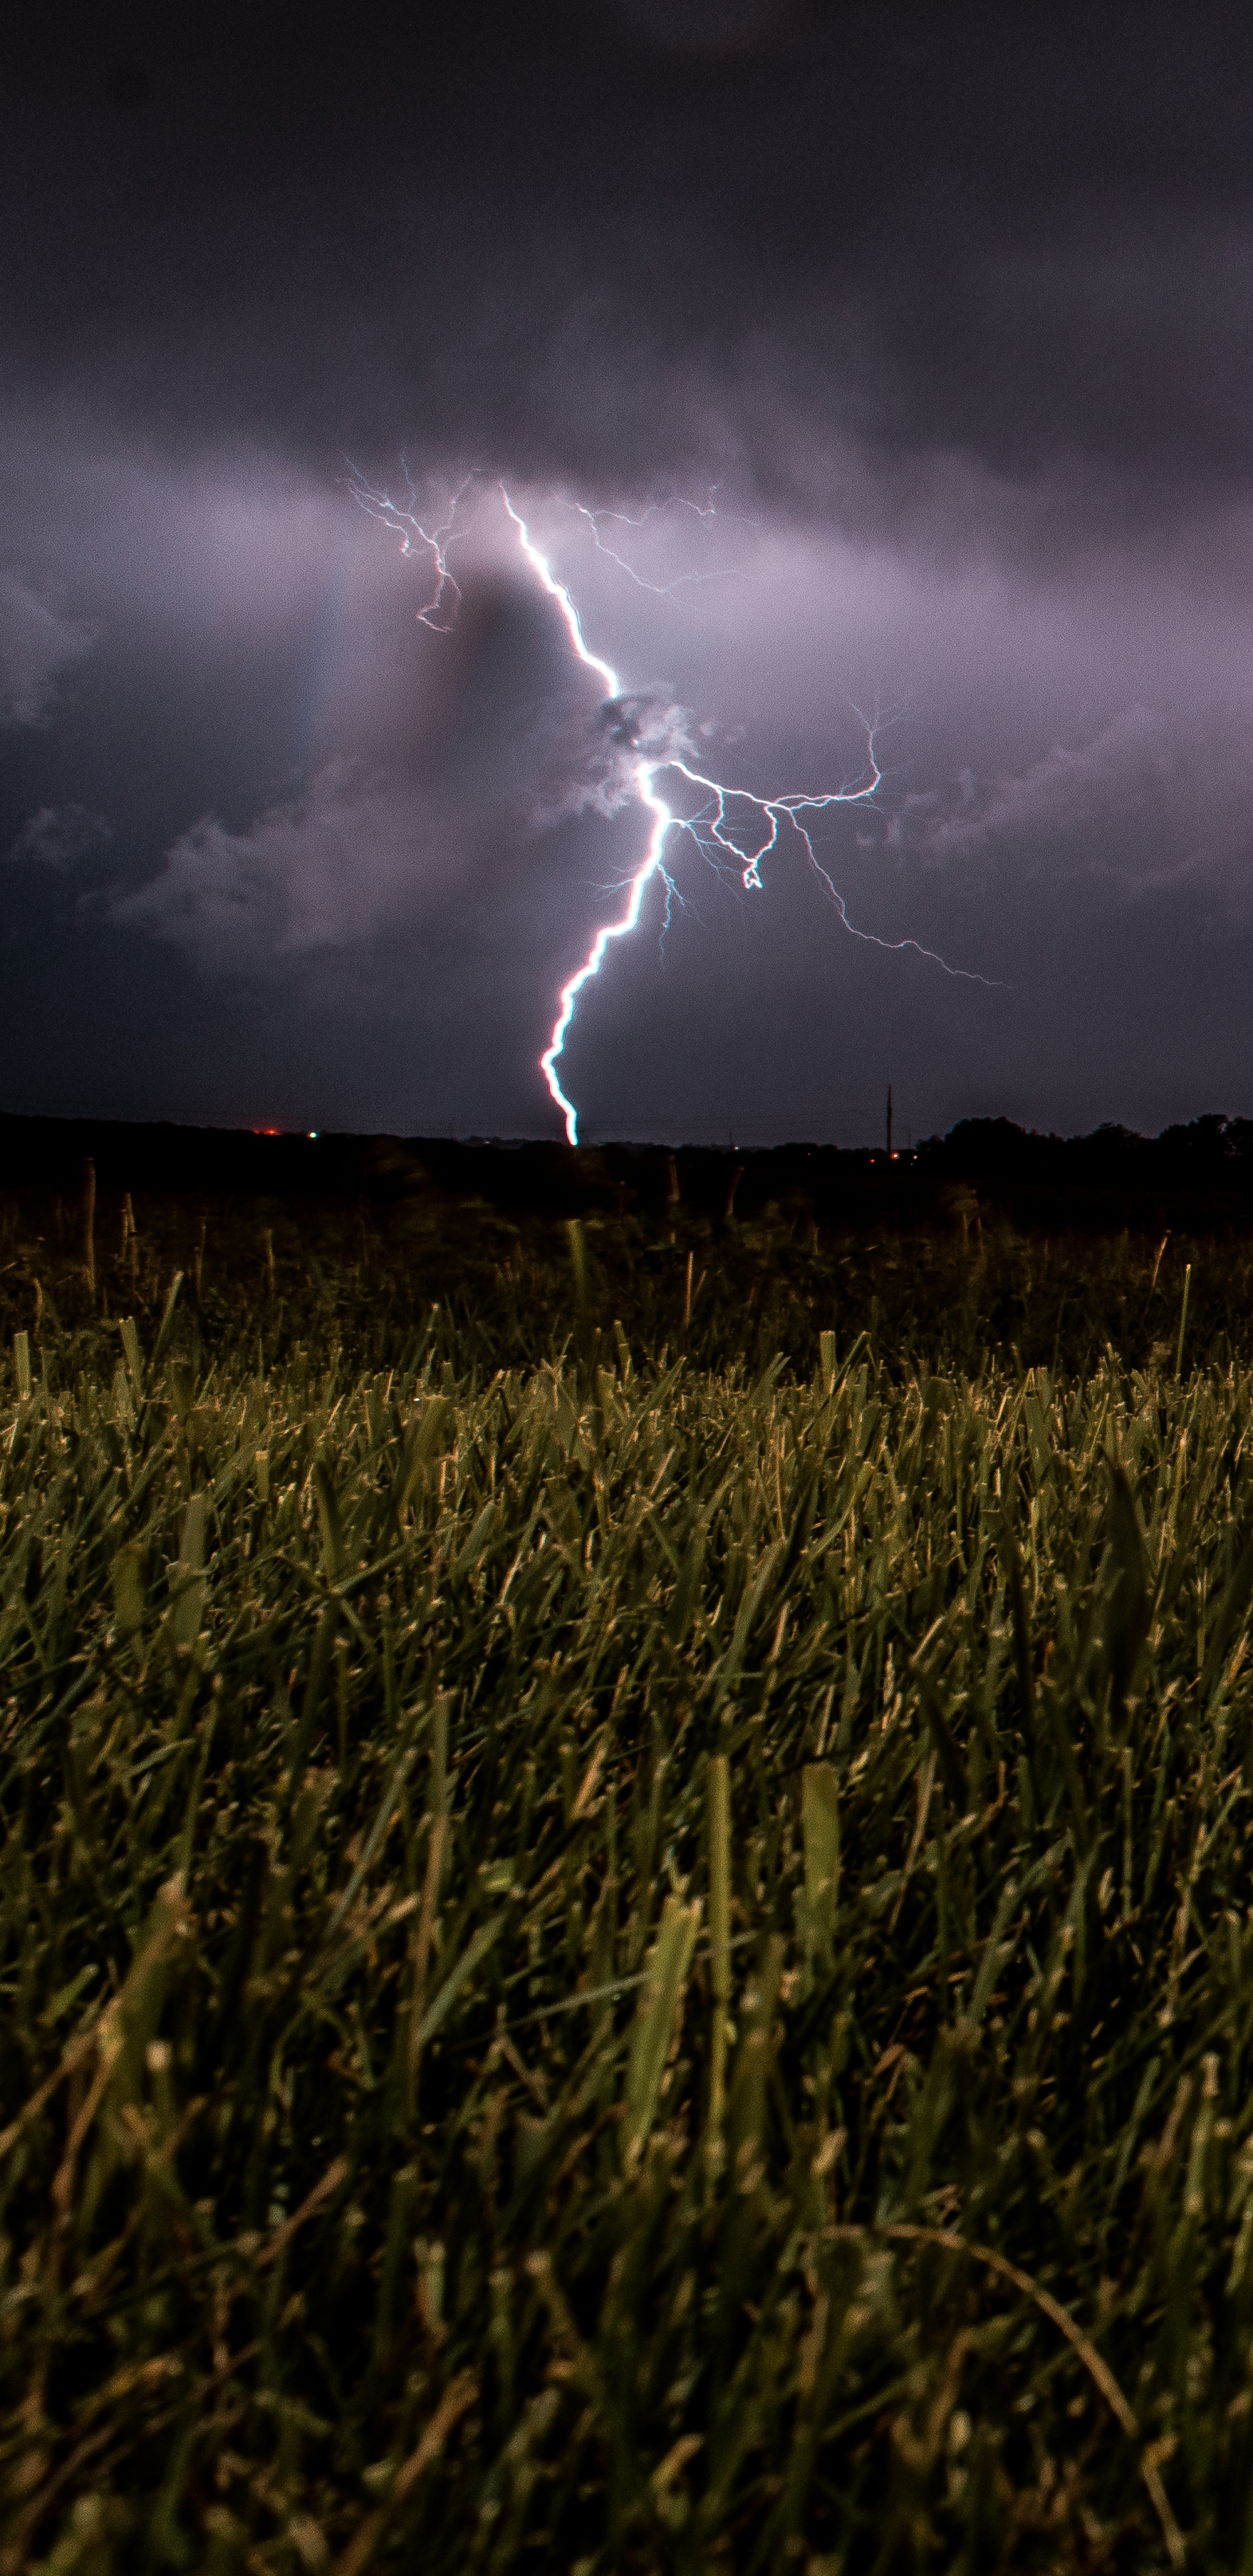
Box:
(3, 2, 1253, 522)
(4, 2, 1253, 1140)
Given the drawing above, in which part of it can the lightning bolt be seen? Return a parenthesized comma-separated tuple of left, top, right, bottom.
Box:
(565, 486, 754, 599)
(499, 489, 694, 1144)
(345, 459, 479, 630)
(349, 466, 999, 1146)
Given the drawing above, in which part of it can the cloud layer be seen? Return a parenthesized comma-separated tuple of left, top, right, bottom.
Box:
(3, 4, 1253, 1139)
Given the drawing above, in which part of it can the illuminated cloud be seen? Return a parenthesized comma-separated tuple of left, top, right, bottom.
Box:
(115, 761, 467, 971)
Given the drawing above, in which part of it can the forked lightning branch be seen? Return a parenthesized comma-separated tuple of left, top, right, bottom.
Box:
(348, 467, 989, 1144)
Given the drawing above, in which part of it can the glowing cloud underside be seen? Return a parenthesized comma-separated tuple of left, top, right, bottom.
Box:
(348, 468, 995, 1144)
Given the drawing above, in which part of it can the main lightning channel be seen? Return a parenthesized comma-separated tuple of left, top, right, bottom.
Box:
(500, 489, 684, 1145)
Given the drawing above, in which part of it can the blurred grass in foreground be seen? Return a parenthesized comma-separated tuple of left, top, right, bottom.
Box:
(2, 1200, 1253, 2567)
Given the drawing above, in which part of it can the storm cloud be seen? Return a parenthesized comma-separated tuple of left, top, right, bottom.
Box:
(3, 2, 1253, 1142)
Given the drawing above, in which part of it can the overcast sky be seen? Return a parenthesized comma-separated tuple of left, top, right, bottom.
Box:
(3, 1, 1253, 1145)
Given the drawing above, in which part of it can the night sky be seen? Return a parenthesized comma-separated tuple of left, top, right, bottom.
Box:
(3, 3, 1253, 1147)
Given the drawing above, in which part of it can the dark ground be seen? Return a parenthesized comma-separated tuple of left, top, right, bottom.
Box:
(3, 1108, 1253, 1238)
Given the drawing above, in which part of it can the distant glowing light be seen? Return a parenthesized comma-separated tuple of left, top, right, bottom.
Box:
(350, 466, 998, 1147)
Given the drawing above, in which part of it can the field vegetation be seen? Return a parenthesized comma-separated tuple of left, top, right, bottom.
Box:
(2, 1183, 1253, 2569)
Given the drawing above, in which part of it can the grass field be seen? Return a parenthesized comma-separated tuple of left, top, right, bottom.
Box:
(3, 1189, 1253, 2570)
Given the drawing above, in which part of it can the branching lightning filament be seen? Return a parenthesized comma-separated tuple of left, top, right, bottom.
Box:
(346, 460, 479, 630)
(349, 465, 995, 1145)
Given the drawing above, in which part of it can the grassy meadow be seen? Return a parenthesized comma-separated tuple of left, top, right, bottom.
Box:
(3, 1181, 1253, 2569)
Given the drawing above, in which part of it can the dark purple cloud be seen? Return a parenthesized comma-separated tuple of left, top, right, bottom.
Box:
(2, 2, 1253, 1141)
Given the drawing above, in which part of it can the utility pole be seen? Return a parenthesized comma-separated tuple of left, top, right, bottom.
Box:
(886, 1084, 894, 1157)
